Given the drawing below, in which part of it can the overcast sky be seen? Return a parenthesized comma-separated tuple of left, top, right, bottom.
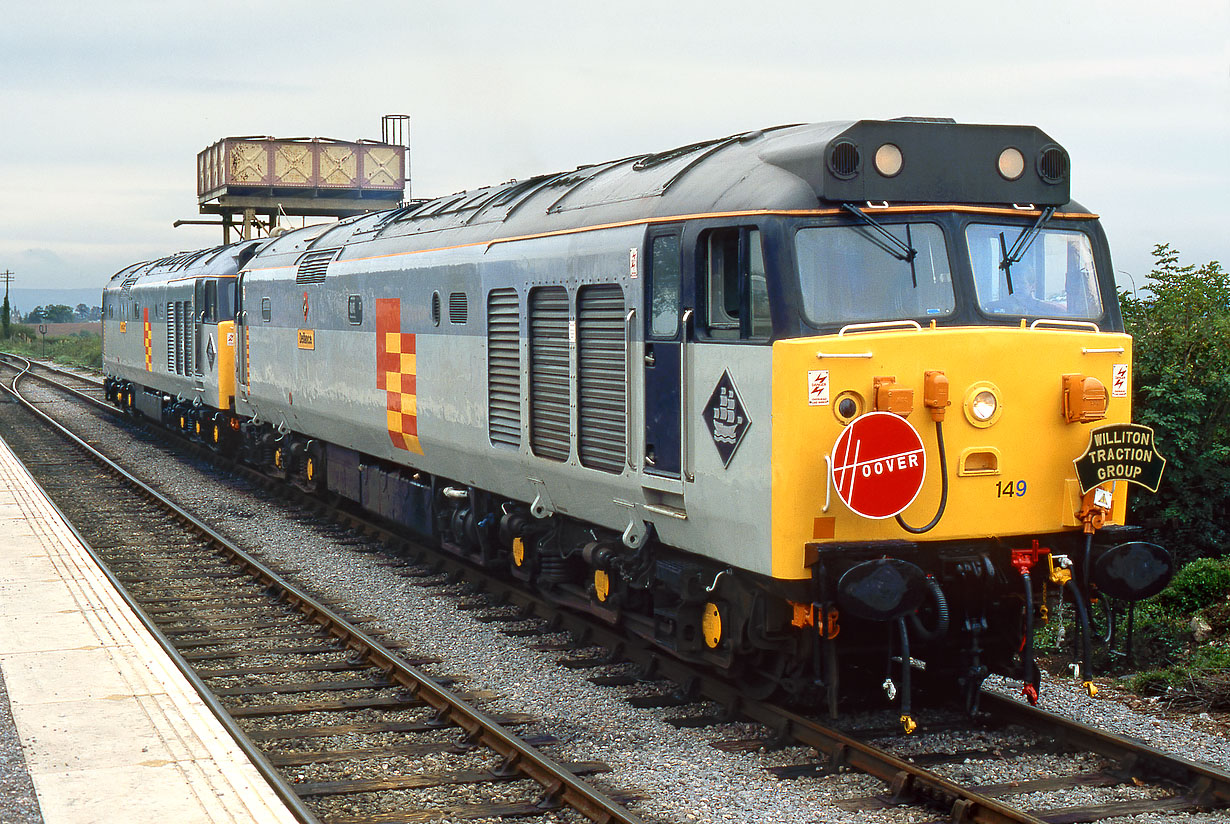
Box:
(1, 1, 1225, 296)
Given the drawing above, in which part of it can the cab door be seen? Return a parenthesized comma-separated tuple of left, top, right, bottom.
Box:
(236, 271, 249, 396)
(193, 280, 206, 378)
(643, 228, 686, 478)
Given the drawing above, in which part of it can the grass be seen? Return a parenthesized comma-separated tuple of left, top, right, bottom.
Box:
(1, 326, 102, 369)
(1036, 556, 1230, 710)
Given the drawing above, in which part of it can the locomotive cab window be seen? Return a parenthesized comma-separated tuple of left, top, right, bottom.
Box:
(217, 280, 236, 321)
(700, 227, 770, 340)
(967, 224, 1102, 320)
(199, 280, 220, 323)
(261, 297, 271, 322)
(649, 233, 682, 338)
(795, 221, 953, 327)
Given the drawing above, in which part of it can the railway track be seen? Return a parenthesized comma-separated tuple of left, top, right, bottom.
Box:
(0, 355, 642, 824)
(5, 354, 1230, 824)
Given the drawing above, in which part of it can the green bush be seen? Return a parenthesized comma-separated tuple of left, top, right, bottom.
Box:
(1155, 557, 1230, 613)
(1119, 245, 1230, 563)
(1129, 644, 1230, 702)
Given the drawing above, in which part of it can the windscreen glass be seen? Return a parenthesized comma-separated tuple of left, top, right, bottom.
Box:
(795, 222, 953, 326)
(967, 224, 1102, 319)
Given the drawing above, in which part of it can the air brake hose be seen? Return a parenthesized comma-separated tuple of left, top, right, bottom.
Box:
(897, 617, 915, 734)
(1064, 577, 1096, 696)
(907, 576, 950, 642)
(1021, 571, 1040, 705)
(895, 420, 948, 534)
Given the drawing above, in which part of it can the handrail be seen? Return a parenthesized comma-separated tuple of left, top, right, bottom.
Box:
(1029, 318, 1100, 332)
(680, 308, 693, 482)
(838, 319, 922, 336)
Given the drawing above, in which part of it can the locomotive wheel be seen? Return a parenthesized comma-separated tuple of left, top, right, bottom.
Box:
(737, 651, 789, 701)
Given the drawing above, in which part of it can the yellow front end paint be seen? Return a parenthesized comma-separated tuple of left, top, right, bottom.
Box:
(217, 320, 236, 410)
(770, 326, 1132, 580)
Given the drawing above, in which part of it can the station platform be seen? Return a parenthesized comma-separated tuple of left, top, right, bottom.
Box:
(0, 433, 300, 824)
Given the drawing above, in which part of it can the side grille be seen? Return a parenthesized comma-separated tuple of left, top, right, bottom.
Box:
(487, 289, 521, 448)
(528, 286, 570, 462)
(296, 248, 340, 284)
(577, 285, 626, 473)
(449, 292, 468, 324)
(181, 301, 194, 376)
(167, 302, 177, 374)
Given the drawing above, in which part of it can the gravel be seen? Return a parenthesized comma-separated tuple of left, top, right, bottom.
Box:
(3, 380, 1229, 824)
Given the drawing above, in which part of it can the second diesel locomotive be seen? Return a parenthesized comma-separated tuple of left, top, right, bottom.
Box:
(103, 118, 1171, 723)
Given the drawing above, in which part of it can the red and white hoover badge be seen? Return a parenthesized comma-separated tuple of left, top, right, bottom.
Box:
(831, 412, 927, 519)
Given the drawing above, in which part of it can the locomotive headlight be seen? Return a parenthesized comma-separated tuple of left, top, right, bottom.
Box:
(971, 391, 997, 420)
(963, 382, 1003, 428)
(874, 143, 903, 177)
(997, 147, 1025, 181)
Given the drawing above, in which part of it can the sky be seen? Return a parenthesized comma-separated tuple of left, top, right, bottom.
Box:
(0, 1, 1226, 298)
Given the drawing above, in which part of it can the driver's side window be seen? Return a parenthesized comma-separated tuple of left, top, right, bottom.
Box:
(700, 226, 769, 341)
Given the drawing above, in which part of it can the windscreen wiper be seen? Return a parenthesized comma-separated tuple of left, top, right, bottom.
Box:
(841, 203, 918, 265)
(998, 206, 1056, 295)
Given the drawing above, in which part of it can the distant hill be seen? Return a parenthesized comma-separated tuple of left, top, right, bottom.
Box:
(6, 288, 103, 316)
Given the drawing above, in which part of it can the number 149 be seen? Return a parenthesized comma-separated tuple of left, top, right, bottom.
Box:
(997, 480, 1027, 498)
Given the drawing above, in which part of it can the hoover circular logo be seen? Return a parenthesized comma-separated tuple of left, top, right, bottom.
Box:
(831, 412, 927, 519)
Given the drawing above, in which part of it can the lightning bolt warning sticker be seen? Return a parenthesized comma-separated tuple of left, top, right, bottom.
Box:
(808, 370, 830, 406)
(1111, 364, 1128, 398)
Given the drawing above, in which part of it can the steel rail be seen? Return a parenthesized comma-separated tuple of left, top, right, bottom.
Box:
(4, 357, 1039, 822)
(0, 358, 322, 824)
(16, 355, 1230, 822)
(0, 358, 645, 824)
(980, 691, 1230, 808)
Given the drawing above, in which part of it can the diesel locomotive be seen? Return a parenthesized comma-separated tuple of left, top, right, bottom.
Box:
(102, 118, 1171, 726)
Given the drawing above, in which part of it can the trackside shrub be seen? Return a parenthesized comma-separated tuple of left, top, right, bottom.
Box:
(1119, 245, 1230, 563)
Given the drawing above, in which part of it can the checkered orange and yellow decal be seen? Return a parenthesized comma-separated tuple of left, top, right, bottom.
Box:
(143, 307, 152, 371)
(376, 298, 423, 454)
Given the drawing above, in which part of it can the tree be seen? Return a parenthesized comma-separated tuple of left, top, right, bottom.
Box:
(24, 306, 44, 324)
(1120, 244, 1230, 561)
(75, 303, 89, 319)
(43, 304, 74, 323)
(1, 294, 9, 339)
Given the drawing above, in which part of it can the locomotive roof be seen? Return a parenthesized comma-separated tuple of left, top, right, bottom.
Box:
(250, 119, 1081, 266)
(106, 239, 262, 288)
(109, 119, 1087, 285)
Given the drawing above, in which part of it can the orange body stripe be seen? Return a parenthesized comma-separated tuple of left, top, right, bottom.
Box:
(242, 206, 1098, 275)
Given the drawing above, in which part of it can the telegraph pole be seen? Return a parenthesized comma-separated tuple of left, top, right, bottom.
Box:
(1, 270, 13, 340)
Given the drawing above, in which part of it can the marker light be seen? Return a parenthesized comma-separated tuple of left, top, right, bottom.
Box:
(971, 391, 998, 421)
(874, 143, 903, 177)
(997, 147, 1025, 181)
